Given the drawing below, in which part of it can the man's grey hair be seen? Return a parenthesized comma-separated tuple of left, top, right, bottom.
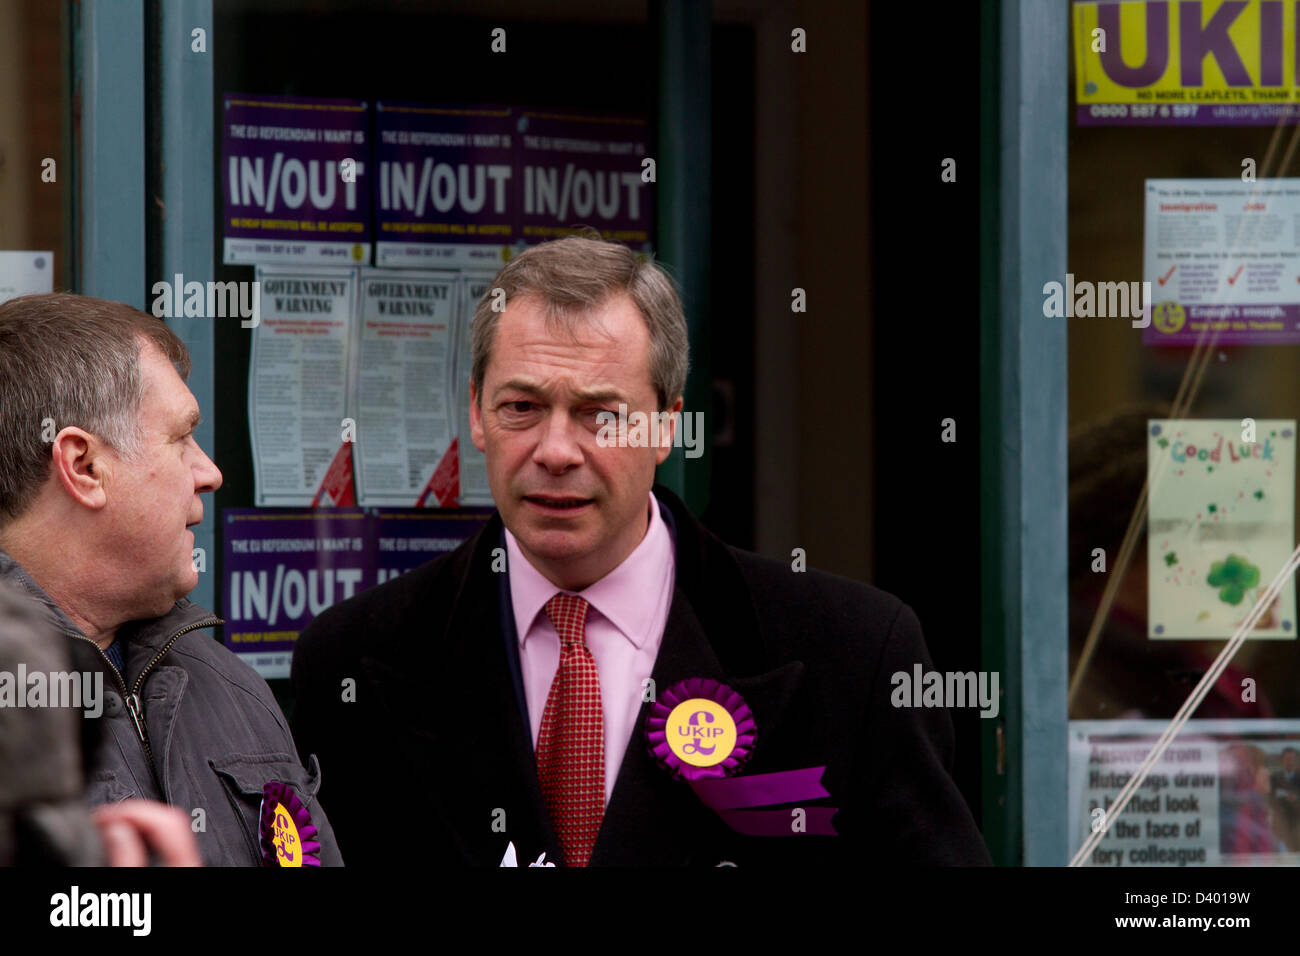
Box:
(471, 234, 689, 411)
(0, 293, 191, 526)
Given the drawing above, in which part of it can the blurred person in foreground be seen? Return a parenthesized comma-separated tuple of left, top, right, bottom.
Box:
(0, 579, 199, 866)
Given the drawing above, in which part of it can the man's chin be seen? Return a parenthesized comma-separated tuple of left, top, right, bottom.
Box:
(138, 595, 181, 620)
(515, 527, 595, 566)
(173, 569, 199, 603)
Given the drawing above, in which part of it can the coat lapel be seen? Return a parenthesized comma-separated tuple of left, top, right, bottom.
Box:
(364, 516, 558, 866)
(590, 488, 808, 866)
(589, 587, 722, 865)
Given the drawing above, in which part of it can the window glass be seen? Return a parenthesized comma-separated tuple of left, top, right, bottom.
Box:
(1069, 0, 1300, 867)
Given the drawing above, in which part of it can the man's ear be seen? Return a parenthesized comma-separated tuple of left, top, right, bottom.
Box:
(50, 427, 110, 511)
(653, 396, 684, 466)
(469, 381, 487, 453)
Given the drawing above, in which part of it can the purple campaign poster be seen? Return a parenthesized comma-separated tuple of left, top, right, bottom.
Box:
(223, 509, 373, 679)
(221, 507, 493, 678)
(374, 102, 516, 269)
(518, 110, 653, 252)
(374, 508, 495, 583)
(222, 94, 372, 266)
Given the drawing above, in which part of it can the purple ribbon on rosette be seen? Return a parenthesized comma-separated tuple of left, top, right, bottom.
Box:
(260, 781, 322, 867)
(646, 678, 840, 837)
(691, 767, 838, 836)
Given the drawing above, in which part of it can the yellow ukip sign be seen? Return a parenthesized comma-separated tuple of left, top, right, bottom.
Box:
(1073, 0, 1300, 124)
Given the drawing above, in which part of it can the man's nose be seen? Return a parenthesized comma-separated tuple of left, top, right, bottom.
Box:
(532, 410, 584, 473)
(194, 442, 223, 493)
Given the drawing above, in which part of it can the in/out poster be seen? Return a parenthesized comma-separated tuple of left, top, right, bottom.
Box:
(222, 509, 370, 680)
(373, 102, 516, 269)
(518, 109, 653, 251)
(1147, 419, 1296, 639)
(222, 93, 372, 266)
(249, 267, 358, 506)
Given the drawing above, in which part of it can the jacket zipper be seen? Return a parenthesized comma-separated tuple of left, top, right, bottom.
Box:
(76, 618, 221, 799)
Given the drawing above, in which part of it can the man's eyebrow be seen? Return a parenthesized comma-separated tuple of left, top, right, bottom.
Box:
(492, 379, 543, 400)
(181, 409, 201, 431)
(571, 388, 626, 404)
(492, 380, 627, 405)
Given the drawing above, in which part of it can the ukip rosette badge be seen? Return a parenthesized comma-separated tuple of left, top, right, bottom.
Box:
(260, 781, 322, 867)
(646, 678, 756, 780)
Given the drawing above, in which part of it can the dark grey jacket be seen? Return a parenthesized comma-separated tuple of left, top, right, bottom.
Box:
(0, 550, 342, 866)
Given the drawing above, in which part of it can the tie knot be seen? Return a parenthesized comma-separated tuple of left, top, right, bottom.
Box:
(544, 593, 590, 649)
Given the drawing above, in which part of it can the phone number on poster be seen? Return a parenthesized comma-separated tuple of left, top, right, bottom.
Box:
(1087, 105, 1199, 119)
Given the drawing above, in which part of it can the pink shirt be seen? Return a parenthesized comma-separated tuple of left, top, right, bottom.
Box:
(504, 492, 676, 806)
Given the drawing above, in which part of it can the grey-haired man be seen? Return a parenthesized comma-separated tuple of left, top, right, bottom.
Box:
(292, 236, 988, 867)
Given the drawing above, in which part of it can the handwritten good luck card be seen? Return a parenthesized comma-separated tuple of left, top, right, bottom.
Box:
(1148, 419, 1296, 640)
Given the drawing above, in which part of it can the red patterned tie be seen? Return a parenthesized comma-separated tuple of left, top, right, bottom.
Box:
(536, 593, 604, 867)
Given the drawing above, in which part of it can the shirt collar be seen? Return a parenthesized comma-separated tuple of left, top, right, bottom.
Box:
(504, 491, 675, 650)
